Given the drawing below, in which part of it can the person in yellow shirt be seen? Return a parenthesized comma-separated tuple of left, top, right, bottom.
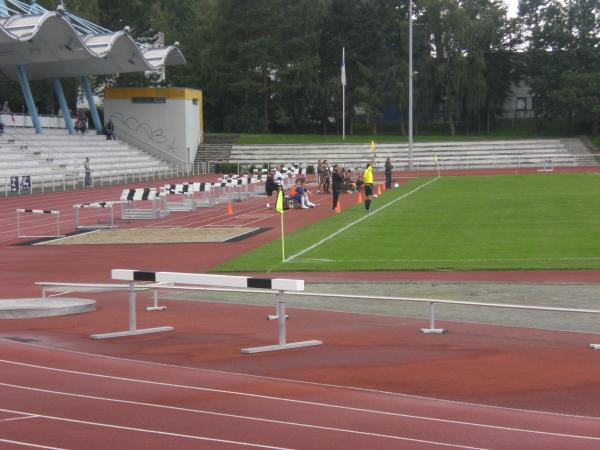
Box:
(363, 161, 374, 212)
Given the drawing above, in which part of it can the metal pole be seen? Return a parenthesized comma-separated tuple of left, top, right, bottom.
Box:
(342, 47, 346, 141)
(277, 290, 286, 346)
(128, 281, 137, 332)
(408, 0, 414, 170)
(80, 76, 103, 134)
(53, 79, 75, 134)
(16, 65, 43, 134)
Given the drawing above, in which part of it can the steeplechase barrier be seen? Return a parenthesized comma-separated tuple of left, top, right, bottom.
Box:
(74, 202, 117, 230)
(85, 269, 322, 352)
(34, 279, 600, 351)
(16, 208, 62, 239)
(120, 188, 168, 220)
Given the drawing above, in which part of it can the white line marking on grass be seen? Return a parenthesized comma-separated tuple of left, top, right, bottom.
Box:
(0, 383, 482, 449)
(0, 438, 63, 449)
(285, 177, 440, 262)
(0, 407, 287, 450)
(1, 361, 600, 442)
(287, 257, 600, 264)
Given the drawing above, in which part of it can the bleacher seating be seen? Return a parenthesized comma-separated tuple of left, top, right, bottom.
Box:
(229, 139, 599, 171)
(0, 127, 171, 191)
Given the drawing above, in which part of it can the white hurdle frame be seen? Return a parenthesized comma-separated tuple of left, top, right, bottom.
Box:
(16, 209, 62, 238)
(74, 202, 116, 230)
(104, 269, 322, 352)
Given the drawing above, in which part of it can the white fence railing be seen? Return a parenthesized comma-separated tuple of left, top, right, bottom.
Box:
(35, 282, 600, 350)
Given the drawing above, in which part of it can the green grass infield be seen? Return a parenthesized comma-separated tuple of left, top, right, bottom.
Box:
(213, 173, 600, 272)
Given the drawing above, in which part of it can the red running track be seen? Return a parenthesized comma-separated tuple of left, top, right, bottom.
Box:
(2, 338, 600, 450)
(2, 168, 600, 449)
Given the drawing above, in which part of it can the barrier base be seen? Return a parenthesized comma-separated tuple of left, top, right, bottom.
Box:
(420, 328, 446, 334)
(267, 314, 288, 321)
(241, 340, 322, 354)
(146, 306, 167, 311)
(91, 326, 173, 339)
(590, 344, 600, 350)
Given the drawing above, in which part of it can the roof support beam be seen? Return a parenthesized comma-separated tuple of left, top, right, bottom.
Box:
(16, 64, 42, 134)
(0, 1, 8, 17)
(81, 76, 102, 134)
(54, 78, 74, 134)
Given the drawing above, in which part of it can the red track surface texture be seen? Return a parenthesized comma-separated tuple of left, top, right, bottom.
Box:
(1, 167, 600, 449)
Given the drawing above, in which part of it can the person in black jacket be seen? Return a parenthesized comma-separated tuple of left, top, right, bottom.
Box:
(265, 171, 277, 208)
(331, 165, 343, 211)
(385, 158, 393, 189)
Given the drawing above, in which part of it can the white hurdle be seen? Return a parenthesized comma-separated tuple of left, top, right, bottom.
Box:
(16, 209, 62, 239)
(74, 202, 117, 230)
(102, 269, 322, 353)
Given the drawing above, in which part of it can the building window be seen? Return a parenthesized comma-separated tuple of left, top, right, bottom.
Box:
(516, 97, 528, 111)
(132, 97, 166, 104)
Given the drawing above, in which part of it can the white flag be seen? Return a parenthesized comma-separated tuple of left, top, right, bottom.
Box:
(341, 47, 346, 86)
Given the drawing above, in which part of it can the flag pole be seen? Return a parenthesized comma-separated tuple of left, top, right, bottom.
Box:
(276, 190, 286, 261)
(280, 212, 285, 261)
(342, 47, 346, 141)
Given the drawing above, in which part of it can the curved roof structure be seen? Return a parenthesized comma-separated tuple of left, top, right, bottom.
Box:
(0, 2, 185, 81)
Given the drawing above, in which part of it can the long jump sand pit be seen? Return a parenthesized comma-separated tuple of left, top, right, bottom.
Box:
(37, 227, 263, 245)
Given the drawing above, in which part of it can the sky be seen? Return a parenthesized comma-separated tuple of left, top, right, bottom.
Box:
(506, 0, 519, 18)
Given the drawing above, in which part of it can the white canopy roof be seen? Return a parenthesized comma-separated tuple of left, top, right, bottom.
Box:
(0, 10, 185, 80)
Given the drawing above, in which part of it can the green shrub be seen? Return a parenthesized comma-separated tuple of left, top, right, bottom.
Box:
(215, 162, 239, 174)
(306, 165, 315, 175)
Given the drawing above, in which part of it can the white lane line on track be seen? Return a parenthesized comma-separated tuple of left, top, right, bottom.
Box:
(285, 177, 440, 262)
(1, 360, 599, 442)
(0, 414, 39, 422)
(6, 339, 600, 423)
(0, 438, 64, 450)
(0, 383, 481, 449)
(0, 407, 289, 450)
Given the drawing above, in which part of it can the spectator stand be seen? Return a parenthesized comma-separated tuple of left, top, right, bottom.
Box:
(73, 202, 117, 230)
(120, 188, 168, 220)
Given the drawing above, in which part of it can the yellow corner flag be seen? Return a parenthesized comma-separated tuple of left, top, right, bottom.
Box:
(276, 190, 285, 261)
(276, 189, 284, 214)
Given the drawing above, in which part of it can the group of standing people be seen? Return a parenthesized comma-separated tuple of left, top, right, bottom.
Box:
(265, 157, 395, 213)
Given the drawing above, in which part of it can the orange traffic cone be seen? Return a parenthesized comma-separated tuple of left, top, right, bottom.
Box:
(357, 192, 363, 203)
(382, 184, 386, 192)
(227, 202, 233, 215)
(335, 202, 342, 213)
(376, 185, 382, 195)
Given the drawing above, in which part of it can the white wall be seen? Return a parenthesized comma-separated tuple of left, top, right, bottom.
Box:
(104, 97, 201, 166)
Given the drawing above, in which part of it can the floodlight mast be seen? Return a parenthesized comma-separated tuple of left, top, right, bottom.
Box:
(408, 0, 414, 171)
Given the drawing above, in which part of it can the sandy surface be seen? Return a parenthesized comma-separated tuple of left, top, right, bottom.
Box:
(38, 227, 260, 245)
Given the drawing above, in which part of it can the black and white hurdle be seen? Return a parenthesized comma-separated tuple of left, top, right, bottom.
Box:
(74, 202, 117, 230)
(94, 269, 322, 353)
(16, 209, 62, 239)
(120, 188, 168, 220)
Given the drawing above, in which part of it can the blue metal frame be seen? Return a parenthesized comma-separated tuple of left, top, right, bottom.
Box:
(80, 76, 102, 134)
(16, 64, 43, 134)
(54, 79, 74, 134)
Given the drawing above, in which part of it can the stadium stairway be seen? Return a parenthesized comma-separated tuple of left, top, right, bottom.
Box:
(0, 127, 171, 191)
(194, 143, 232, 164)
(229, 138, 599, 171)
